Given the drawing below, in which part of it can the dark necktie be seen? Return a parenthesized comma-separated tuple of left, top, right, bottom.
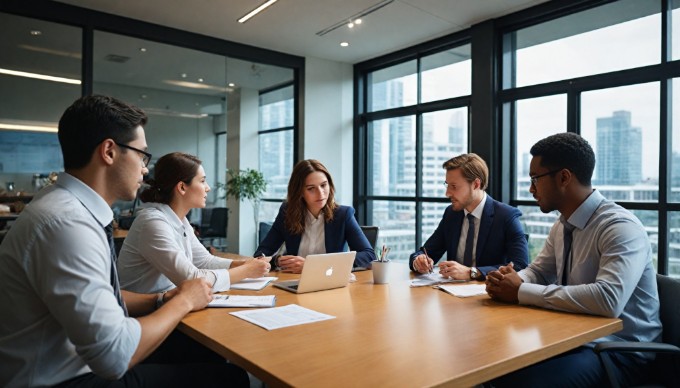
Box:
(561, 221, 575, 286)
(463, 214, 475, 267)
(104, 222, 128, 316)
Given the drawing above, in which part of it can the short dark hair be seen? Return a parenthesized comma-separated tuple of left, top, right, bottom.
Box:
(139, 152, 202, 204)
(58, 95, 148, 169)
(530, 132, 595, 186)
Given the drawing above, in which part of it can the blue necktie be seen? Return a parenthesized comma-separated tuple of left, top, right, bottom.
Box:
(561, 221, 575, 286)
(105, 222, 128, 316)
(463, 214, 475, 267)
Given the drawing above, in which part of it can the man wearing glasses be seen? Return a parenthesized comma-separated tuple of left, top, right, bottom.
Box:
(410, 153, 528, 280)
(486, 132, 661, 387)
(0, 95, 248, 387)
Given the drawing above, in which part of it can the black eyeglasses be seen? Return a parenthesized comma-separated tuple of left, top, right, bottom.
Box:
(529, 169, 562, 185)
(115, 142, 152, 167)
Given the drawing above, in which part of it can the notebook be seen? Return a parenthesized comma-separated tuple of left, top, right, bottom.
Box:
(273, 251, 356, 294)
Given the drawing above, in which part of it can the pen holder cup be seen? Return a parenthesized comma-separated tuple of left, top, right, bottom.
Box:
(371, 261, 390, 284)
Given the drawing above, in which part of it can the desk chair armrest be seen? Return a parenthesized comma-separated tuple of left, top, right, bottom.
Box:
(594, 341, 680, 388)
(594, 341, 680, 355)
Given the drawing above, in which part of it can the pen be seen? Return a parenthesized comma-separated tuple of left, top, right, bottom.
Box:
(421, 247, 433, 274)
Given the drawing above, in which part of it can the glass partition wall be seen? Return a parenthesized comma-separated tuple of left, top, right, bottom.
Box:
(0, 5, 300, 245)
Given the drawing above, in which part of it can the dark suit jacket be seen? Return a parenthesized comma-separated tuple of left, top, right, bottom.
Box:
(409, 195, 528, 278)
(254, 203, 375, 268)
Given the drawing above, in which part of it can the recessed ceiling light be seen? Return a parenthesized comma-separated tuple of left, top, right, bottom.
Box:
(30, 30, 41, 36)
(340, 42, 349, 47)
(139, 47, 147, 52)
(228, 83, 235, 87)
(348, 22, 354, 28)
(355, 19, 362, 25)
(198, 78, 204, 82)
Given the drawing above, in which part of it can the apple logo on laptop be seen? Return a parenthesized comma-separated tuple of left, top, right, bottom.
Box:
(325, 267, 333, 277)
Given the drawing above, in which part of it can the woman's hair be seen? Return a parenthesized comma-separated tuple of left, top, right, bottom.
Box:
(285, 159, 337, 235)
(139, 152, 202, 204)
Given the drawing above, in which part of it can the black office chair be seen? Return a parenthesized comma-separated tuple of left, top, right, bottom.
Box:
(594, 274, 680, 387)
(259, 221, 273, 245)
(360, 226, 379, 250)
(199, 207, 228, 251)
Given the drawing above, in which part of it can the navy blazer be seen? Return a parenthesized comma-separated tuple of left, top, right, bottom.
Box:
(409, 195, 528, 277)
(254, 203, 375, 268)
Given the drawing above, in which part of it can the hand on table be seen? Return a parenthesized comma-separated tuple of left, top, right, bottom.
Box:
(485, 262, 521, 304)
(277, 255, 305, 273)
(438, 261, 471, 280)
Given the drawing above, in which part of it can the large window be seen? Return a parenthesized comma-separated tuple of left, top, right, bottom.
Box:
(357, 42, 471, 262)
(356, 0, 680, 277)
(503, 0, 678, 276)
(258, 84, 295, 224)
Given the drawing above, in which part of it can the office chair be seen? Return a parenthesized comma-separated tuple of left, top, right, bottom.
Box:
(199, 207, 228, 251)
(360, 226, 379, 250)
(259, 221, 273, 245)
(594, 274, 680, 387)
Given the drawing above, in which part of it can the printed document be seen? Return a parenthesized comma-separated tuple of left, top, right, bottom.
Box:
(208, 294, 276, 308)
(437, 283, 488, 298)
(230, 304, 335, 330)
(230, 276, 278, 290)
(410, 272, 467, 287)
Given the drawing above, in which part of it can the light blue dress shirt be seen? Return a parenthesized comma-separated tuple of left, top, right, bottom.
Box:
(518, 190, 661, 349)
(0, 173, 141, 387)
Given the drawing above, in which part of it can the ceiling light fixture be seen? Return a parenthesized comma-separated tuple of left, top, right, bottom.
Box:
(316, 0, 393, 36)
(139, 47, 147, 52)
(0, 121, 58, 133)
(355, 19, 362, 25)
(348, 22, 354, 28)
(238, 0, 278, 23)
(340, 42, 349, 47)
(30, 30, 42, 36)
(0, 68, 81, 85)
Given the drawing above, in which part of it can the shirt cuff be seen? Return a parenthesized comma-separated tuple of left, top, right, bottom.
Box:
(211, 269, 231, 292)
(517, 282, 548, 308)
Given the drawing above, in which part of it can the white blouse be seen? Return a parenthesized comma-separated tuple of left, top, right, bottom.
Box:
(297, 210, 326, 258)
(117, 203, 232, 293)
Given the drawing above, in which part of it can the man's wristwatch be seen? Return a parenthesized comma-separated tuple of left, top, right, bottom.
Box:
(155, 291, 167, 310)
(470, 267, 480, 280)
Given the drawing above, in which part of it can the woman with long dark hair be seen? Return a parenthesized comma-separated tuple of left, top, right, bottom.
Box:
(254, 159, 375, 273)
(118, 152, 270, 294)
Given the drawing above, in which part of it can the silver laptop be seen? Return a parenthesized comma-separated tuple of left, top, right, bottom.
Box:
(274, 251, 356, 294)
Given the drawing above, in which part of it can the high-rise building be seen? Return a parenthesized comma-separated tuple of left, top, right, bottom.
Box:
(595, 110, 642, 186)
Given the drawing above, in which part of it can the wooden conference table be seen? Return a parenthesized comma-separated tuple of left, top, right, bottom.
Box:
(178, 260, 622, 387)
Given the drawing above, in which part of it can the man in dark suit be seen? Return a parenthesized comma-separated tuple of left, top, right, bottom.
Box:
(410, 153, 528, 280)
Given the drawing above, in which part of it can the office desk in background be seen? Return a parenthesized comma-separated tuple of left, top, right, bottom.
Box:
(179, 261, 622, 387)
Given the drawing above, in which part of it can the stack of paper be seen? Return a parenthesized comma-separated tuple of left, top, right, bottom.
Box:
(230, 276, 278, 290)
(208, 294, 276, 308)
(410, 272, 467, 287)
(437, 284, 487, 298)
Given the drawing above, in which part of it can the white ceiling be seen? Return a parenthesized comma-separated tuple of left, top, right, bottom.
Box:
(57, 0, 548, 64)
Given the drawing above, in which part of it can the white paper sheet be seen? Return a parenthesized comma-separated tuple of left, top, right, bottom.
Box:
(230, 304, 335, 330)
(437, 283, 488, 298)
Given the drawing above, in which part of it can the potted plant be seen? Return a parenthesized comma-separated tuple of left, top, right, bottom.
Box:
(225, 168, 267, 244)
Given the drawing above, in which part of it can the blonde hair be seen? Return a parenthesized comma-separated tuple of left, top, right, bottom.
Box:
(442, 153, 488, 190)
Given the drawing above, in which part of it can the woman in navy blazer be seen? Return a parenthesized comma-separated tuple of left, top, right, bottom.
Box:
(254, 159, 375, 272)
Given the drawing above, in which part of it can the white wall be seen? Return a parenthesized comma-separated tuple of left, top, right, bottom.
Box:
(303, 57, 354, 205)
